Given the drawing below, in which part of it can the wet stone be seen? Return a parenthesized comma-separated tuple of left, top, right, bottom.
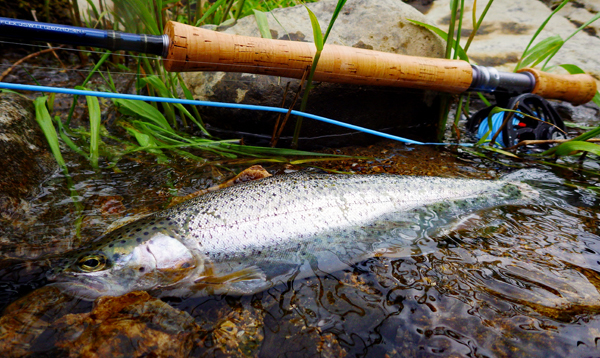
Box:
(45, 291, 202, 357)
(0, 92, 57, 200)
(0, 285, 82, 357)
(210, 305, 265, 357)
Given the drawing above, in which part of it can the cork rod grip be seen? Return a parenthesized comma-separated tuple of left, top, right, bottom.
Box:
(519, 68, 597, 105)
(163, 21, 473, 93)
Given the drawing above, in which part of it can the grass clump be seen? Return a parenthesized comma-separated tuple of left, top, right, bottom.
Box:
(410, 0, 600, 175)
(31, 0, 346, 173)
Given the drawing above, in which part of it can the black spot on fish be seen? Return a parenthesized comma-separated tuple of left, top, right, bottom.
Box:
(136, 228, 142, 232)
(136, 237, 142, 243)
(121, 240, 126, 244)
(143, 232, 149, 236)
(109, 243, 114, 248)
(139, 267, 145, 272)
(113, 253, 120, 260)
(152, 227, 157, 230)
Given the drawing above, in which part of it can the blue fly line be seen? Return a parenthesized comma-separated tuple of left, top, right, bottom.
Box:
(0, 82, 470, 147)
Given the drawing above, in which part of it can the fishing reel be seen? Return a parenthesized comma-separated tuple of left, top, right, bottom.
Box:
(467, 93, 567, 148)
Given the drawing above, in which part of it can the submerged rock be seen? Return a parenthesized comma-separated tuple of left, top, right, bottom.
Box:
(0, 92, 59, 259)
(183, 0, 446, 148)
(0, 92, 56, 200)
(0, 289, 203, 357)
(0, 286, 79, 357)
(48, 291, 201, 357)
(210, 304, 265, 357)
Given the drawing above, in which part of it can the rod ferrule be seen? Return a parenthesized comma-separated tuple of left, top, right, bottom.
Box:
(469, 65, 535, 94)
(469, 65, 500, 92)
(161, 34, 170, 58)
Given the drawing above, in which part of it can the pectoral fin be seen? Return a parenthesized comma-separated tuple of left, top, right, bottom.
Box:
(194, 266, 266, 285)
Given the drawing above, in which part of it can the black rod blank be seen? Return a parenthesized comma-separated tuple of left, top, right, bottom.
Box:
(0, 17, 169, 57)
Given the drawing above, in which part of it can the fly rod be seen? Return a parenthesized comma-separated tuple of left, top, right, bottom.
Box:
(0, 17, 596, 105)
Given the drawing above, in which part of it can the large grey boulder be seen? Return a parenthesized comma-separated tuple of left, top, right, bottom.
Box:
(426, 0, 600, 131)
(183, 0, 447, 148)
(427, 0, 600, 79)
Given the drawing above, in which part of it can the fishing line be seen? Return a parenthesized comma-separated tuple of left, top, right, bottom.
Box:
(0, 38, 469, 147)
(0, 81, 472, 146)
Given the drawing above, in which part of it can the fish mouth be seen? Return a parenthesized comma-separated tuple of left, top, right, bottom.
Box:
(47, 274, 111, 300)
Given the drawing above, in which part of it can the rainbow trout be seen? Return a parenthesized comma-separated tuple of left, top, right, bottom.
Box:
(47, 171, 529, 300)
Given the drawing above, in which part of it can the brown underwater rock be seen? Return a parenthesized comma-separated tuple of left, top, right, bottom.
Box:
(0, 92, 56, 200)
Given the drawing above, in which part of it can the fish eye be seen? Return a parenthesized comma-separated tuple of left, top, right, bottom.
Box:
(76, 254, 107, 272)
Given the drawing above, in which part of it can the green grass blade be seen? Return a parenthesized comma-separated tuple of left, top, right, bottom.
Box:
(293, 1, 345, 148)
(195, 0, 227, 26)
(322, 0, 347, 43)
(542, 126, 600, 156)
(452, 0, 465, 60)
(464, 0, 494, 52)
(121, 0, 160, 34)
(177, 73, 209, 134)
(568, 126, 600, 143)
(113, 98, 173, 132)
(480, 145, 520, 158)
(476, 92, 491, 106)
(54, 115, 89, 158)
(86, 95, 102, 169)
(305, 5, 323, 50)
(253, 9, 272, 39)
(156, 0, 164, 33)
(121, 124, 170, 163)
(219, 143, 346, 157)
(516, 35, 563, 70)
(407, 20, 470, 62)
(553, 141, 600, 157)
(141, 75, 207, 133)
(139, 76, 176, 126)
(85, 0, 100, 21)
(542, 12, 600, 70)
(559, 64, 585, 74)
(133, 120, 194, 144)
(515, 0, 569, 71)
(34, 97, 68, 173)
(564, 122, 596, 130)
(67, 51, 112, 125)
(446, 0, 459, 60)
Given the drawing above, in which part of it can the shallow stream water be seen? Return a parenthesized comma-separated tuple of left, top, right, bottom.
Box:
(1, 139, 600, 357)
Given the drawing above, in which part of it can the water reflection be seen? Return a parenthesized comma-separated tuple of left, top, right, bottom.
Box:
(1, 166, 600, 357)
